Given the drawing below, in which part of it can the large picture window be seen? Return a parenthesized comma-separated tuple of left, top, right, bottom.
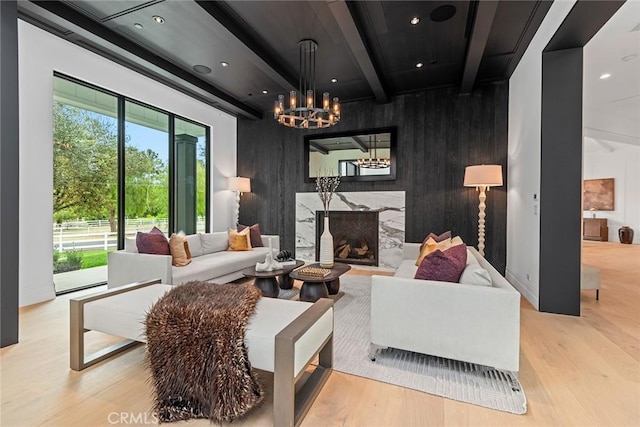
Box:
(52, 74, 210, 293)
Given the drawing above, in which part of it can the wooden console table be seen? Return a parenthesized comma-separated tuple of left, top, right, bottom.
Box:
(583, 218, 608, 241)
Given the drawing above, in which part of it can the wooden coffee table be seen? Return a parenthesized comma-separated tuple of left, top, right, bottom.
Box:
(289, 262, 351, 302)
(242, 260, 304, 298)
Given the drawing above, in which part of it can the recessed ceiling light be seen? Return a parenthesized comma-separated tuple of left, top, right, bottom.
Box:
(220, 61, 229, 67)
(193, 65, 212, 74)
(599, 73, 611, 79)
(152, 15, 165, 24)
(416, 62, 424, 68)
(330, 78, 338, 83)
(262, 90, 268, 94)
(410, 17, 420, 25)
(133, 23, 143, 30)
(622, 54, 638, 62)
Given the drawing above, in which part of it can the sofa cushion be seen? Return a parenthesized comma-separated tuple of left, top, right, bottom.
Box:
(186, 234, 203, 257)
(394, 259, 419, 279)
(125, 237, 138, 253)
(136, 227, 170, 255)
(228, 228, 252, 251)
(200, 232, 228, 254)
(172, 247, 272, 284)
(459, 267, 493, 286)
(414, 243, 467, 282)
(238, 223, 264, 248)
(466, 248, 480, 266)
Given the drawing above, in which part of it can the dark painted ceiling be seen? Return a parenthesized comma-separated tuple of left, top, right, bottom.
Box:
(19, 0, 553, 120)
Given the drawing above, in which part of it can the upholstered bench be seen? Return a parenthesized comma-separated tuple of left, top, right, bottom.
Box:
(70, 279, 334, 427)
(581, 264, 601, 300)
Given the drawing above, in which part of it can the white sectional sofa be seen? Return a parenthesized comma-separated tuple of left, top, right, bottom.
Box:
(107, 232, 279, 288)
(370, 243, 521, 372)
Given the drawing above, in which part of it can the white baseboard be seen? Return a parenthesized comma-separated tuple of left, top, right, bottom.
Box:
(19, 281, 56, 307)
(506, 267, 539, 310)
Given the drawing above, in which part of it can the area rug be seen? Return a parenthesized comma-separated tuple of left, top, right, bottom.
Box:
(333, 275, 527, 414)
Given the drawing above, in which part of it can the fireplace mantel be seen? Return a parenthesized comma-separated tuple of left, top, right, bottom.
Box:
(295, 191, 405, 269)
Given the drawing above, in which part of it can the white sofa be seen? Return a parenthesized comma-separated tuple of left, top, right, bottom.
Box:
(370, 243, 521, 372)
(107, 232, 279, 288)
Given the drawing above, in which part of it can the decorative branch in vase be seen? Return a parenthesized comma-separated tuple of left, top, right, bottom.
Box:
(316, 170, 340, 268)
(316, 170, 341, 215)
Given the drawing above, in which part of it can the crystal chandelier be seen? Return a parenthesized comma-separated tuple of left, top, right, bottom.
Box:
(357, 136, 390, 169)
(274, 39, 340, 129)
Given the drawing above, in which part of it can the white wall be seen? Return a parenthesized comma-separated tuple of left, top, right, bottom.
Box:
(506, 0, 577, 309)
(18, 21, 237, 306)
(583, 141, 640, 243)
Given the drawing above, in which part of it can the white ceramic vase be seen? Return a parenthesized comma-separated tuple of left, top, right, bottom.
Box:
(319, 216, 334, 268)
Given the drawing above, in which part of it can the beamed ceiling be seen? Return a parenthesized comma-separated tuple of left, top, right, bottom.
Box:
(19, 0, 553, 120)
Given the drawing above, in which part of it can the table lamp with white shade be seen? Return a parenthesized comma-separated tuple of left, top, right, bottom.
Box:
(463, 164, 503, 256)
(227, 177, 251, 227)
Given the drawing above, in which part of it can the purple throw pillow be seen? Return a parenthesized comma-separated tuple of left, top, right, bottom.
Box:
(136, 227, 170, 255)
(237, 223, 264, 247)
(414, 243, 467, 282)
(420, 230, 452, 250)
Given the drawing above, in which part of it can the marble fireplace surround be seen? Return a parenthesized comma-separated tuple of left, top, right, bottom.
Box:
(295, 191, 405, 269)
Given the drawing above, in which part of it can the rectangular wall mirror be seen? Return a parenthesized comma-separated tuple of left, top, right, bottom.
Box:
(304, 127, 397, 182)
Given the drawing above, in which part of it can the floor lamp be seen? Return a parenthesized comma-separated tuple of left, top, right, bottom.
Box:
(464, 165, 503, 256)
(227, 177, 251, 227)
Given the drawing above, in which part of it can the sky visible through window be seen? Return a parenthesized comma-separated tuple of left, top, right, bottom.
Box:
(83, 110, 206, 165)
(126, 121, 168, 163)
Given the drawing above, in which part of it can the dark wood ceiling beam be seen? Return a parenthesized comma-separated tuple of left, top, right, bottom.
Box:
(460, 0, 499, 94)
(309, 141, 329, 155)
(26, 0, 262, 119)
(327, 0, 389, 103)
(351, 136, 369, 152)
(195, 1, 298, 91)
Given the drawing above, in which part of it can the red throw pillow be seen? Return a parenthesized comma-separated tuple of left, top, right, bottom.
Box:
(414, 243, 467, 282)
(420, 230, 452, 250)
(237, 223, 264, 247)
(136, 227, 170, 255)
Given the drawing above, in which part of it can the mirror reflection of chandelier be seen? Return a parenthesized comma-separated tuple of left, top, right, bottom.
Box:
(274, 39, 341, 129)
(357, 136, 391, 169)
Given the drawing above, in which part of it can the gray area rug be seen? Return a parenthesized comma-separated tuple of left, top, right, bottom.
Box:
(333, 275, 527, 415)
(277, 287, 299, 300)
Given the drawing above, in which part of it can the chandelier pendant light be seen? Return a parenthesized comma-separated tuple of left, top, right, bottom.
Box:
(358, 135, 390, 169)
(274, 39, 340, 129)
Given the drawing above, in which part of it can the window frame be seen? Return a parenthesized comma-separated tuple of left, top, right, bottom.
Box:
(53, 72, 211, 250)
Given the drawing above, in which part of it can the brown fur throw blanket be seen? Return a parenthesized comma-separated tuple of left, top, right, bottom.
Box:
(145, 281, 264, 423)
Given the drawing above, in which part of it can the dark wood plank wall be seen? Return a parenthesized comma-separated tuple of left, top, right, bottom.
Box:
(236, 82, 509, 273)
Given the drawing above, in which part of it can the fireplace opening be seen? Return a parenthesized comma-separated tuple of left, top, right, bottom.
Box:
(316, 211, 379, 266)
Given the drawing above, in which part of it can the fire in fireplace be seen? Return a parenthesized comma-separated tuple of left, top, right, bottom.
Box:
(316, 211, 379, 266)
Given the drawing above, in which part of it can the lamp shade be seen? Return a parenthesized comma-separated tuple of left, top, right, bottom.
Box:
(463, 165, 503, 187)
(227, 177, 251, 193)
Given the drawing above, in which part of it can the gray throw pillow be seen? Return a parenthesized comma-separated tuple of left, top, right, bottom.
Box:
(199, 232, 228, 254)
(459, 267, 493, 286)
(124, 237, 138, 253)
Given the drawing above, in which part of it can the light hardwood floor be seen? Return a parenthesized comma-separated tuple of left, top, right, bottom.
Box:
(1, 242, 639, 426)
